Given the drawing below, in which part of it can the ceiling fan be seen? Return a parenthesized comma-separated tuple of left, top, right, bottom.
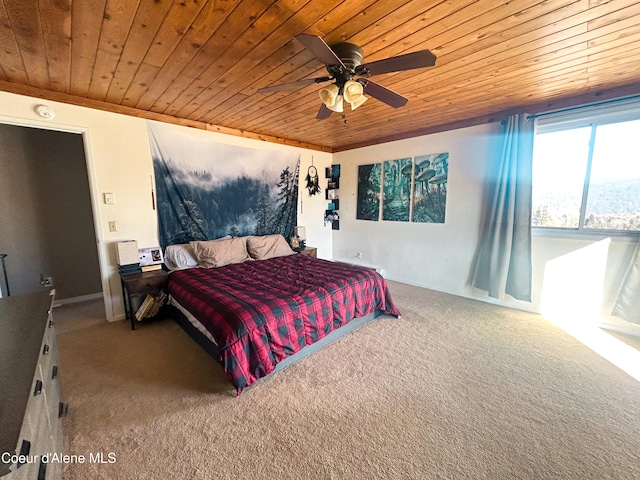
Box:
(257, 35, 437, 120)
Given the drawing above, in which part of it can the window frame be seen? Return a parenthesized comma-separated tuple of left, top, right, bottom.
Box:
(532, 97, 640, 239)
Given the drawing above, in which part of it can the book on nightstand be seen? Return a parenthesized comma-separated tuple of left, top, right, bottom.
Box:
(135, 295, 154, 321)
(140, 264, 162, 272)
(119, 263, 141, 275)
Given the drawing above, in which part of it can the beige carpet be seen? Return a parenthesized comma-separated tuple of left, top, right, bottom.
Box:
(54, 281, 640, 480)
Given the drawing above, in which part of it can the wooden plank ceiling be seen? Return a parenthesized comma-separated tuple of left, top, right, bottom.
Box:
(1, 0, 640, 152)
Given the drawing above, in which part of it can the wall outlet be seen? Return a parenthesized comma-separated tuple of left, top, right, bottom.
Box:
(108, 221, 117, 232)
(356, 251, 362, 259)
(40, 276, 53, 287)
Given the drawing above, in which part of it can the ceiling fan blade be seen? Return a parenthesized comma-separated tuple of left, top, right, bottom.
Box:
(295, 34, 346, 68)
(316, 103, 333, 120)
(356, 49, 436, 76)
(360, 79, 408, 108)
(257, 76, 331, 94)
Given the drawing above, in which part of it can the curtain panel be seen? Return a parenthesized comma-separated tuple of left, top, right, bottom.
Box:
(611, 242, 640, 324)
(471, 114, 534, 302)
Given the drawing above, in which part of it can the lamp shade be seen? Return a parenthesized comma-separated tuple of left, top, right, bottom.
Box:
(319, 84, 339, 107)
(326, 94, 344, 113)
(343, 80, 368, 111)
(294, 226, 306, 241)
(342, 80, 363, 102)
(349, 94, 368, 110)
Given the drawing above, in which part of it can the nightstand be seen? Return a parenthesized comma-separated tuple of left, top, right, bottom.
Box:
(120, 269, 169, 330)
(299, 247, 317, 258)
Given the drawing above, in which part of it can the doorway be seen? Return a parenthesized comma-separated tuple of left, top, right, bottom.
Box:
(0, 123, 102, 302)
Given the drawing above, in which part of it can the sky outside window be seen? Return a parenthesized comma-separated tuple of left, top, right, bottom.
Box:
(584, 119, 640, 230)
(532, 127, 591, 228)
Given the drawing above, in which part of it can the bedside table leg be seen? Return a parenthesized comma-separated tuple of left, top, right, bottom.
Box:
(129, 290, 135, 330)
(121, 280, 135, 330)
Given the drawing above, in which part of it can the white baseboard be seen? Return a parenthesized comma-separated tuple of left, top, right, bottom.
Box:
(331, 258, 383, 274)
(52, 292, 103, 308)
(599, 322, 640, 339)
(383, 275, 540, 314)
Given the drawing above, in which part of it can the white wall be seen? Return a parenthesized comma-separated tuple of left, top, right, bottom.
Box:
(0, 91, 332, 320)
(533, 234, 640, 336)
(333, 123, 640, 334)
(333, 123, 508, 302)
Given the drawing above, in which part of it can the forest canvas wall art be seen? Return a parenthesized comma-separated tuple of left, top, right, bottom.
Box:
(412, 153, 448, 223)
(148, 121, 300, 247)
(356, 163, 381, 221)
(382, 158, 413, 222)
(357, 152, 449, 224)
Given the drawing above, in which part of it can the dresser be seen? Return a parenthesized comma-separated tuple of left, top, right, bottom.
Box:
(0, 291, 66, 479)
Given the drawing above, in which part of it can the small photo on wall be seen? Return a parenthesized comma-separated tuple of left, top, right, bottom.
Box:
(324, 210, 339, 227)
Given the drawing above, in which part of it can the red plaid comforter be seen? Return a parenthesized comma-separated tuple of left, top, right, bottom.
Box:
(168, 254, 400, 393)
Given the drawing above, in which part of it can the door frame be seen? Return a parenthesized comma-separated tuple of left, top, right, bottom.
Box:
(0, 114, 112, 320)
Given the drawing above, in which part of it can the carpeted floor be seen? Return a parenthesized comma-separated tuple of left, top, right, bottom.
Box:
(54, 281, 640, 479)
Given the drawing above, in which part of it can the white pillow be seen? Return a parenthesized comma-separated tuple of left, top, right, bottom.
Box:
(246, 234, 295, 260)
(164, 244, 199, 271)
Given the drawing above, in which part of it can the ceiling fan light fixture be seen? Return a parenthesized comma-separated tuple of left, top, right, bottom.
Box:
(319, 84, 339, 107)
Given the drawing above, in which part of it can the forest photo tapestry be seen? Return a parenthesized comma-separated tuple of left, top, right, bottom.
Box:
(148, 121, 300, 247)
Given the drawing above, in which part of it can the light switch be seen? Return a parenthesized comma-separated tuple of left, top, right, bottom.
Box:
(108, 221, 117, 232)
(104, 193, 115, 204)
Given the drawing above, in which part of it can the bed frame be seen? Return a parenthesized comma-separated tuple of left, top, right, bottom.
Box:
(171, 304, 383, 391)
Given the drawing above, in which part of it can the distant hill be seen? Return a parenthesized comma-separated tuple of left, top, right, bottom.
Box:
(533, 178, 640, 230)
(587, 178, 640, 214)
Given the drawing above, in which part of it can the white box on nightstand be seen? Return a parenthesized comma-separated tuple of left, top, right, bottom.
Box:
(116, 240, 139, 265)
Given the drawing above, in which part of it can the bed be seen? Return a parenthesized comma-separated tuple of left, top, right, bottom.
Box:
(165, 234, 400, 394)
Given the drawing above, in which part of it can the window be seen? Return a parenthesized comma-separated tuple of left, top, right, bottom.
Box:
(532, 99, 640, 233)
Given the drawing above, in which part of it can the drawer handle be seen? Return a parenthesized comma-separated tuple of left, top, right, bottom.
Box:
(43, 344, 50, 355)
(33, 380, 43, 396)
(38, 460, 47, 480)
(52, 365, 58, 379)
(18, 440, 31, 466)
(58, 402, 69, 418)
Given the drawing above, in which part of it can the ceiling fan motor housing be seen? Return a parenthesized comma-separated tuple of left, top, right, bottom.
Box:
(330, 42, 364, 69)
(327, 43, 368, 84)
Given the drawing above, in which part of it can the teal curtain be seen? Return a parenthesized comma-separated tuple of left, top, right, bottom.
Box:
(471, 114, 533, 302)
